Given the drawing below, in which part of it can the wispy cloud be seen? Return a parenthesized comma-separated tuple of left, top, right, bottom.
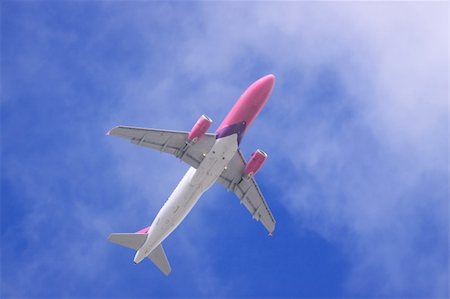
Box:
(141, 1, 448, 296)
(2, 1, 447, 298)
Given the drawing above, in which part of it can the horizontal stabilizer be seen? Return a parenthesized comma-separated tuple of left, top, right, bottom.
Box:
(148, 243, 171, 276)
(108, 233, 147, 250)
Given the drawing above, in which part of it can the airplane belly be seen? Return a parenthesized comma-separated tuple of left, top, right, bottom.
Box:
(143, 134, 238, 254)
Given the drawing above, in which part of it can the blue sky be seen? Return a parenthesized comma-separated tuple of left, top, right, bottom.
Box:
(1, 1, 448, 298)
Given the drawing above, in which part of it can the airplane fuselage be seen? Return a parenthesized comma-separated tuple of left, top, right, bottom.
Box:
(134, 134, 238, 263)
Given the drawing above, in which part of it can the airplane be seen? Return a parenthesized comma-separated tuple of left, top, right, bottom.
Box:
(107, 74, 276, 275)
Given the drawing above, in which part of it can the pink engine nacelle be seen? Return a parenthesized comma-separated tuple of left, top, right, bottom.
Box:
(243, 149, 268, 179)
(188, 115, 213, 143)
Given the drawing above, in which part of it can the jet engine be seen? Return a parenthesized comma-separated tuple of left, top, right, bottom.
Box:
(188, 115, 212, 143)
(243, 149, 268, 179)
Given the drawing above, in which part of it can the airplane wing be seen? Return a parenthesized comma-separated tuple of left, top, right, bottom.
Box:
(217, 150, 276, 234)
(107, 126, 216, 169)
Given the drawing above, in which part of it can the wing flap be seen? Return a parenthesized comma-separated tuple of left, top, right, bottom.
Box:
(217, 150, 276, 234)
(108, 126, 216, 168)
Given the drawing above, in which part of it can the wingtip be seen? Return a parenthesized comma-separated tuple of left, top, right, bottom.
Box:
(106, 126, 118, 136)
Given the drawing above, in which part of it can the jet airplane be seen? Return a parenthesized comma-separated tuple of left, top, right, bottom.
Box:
(108, 74, 276, 275)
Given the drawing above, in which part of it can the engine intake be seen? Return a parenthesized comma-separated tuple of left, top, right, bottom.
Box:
(188, 115, 212, 143)
(243, 149, 268, 179)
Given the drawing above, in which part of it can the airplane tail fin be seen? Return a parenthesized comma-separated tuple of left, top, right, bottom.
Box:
(108, 229, 172, 276)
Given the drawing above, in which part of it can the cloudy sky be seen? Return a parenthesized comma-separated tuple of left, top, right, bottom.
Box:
(2, 1, 448, 298)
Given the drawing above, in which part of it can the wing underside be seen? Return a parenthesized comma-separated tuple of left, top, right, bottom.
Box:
(108, 126, 216, 168)
(217, 150, 276, 234)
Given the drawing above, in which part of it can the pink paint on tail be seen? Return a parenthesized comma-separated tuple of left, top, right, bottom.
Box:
(135, 226, 150, 234)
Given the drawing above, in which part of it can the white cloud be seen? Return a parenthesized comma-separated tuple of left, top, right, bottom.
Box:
(3, 1, 447, 297)
(130, 1, 447, 296)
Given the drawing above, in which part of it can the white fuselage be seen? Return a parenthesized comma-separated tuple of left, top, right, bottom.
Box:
(134, 134, 238, 263)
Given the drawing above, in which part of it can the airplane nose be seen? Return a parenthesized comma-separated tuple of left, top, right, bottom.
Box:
(251, 74, 275, 106)
(215, 74, 276, 142)
(261, 74, 275, 87)
(254, 74, 275, 101)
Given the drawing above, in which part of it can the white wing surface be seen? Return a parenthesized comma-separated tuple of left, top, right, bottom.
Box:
(148, 243, 171, 276)
(217, 150, 276, 234)
(108, 233, 147, 250)
(108, 126, 216, 168)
